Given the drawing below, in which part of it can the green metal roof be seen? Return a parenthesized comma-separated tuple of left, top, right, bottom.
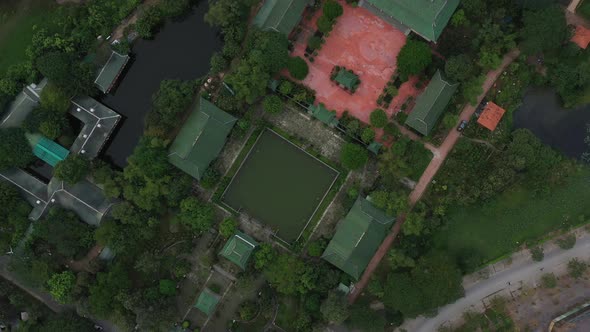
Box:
(334, 69, 359, 90)
(194, 288, 221, 316)
(33, 137, 69, 167)
(310, 103, 339, 127)
(362, 0, 460, 41)
(322, 197, 395, 280)
(219, 231, 259, 270)
(253, 0, 308, 36)
(405, 70, 458, 136)
(94, 51, 130, 93)
(367, 141, 382, 155)
(168, 98, 236, 180)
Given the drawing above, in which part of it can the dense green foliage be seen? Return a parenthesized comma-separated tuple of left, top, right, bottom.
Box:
(396, 40, 432, 79)
(54, 154, 90, 185)
(47, 271, 76, 304)
(320, 291, 349, 324)
(369, 109, 388, 128)
(177, 197, 214, 233)
(340, 143, 368, 170)
(0, 182, 31, 252)
(219, 218, 238, 239)
(36, 51, 95, 96)
(226, 29, 289, 103)
(384, 252, 463, 317)
(262, 95, 284, 114)
(287, 56, 309, 80)
(347, 304, 386, 332)
(378, 136, 432, 182)
(149, 79, 195, 133)
(31, 208, 94, 259)
(521, 5, 567, 55)
(0, 128, 34, 170)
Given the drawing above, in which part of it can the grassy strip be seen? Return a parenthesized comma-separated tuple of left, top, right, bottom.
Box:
(434, 168, 590, 273)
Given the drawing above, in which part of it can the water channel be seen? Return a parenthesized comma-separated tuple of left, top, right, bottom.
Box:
(514, 87, 590, 159)
(100, 2, 221, 168)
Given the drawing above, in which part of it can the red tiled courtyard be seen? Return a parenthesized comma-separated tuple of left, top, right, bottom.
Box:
(292, 2, 416, 124)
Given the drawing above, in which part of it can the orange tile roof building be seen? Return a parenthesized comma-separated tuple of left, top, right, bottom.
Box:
(572, 25, 590, 49)
(477, 102, 506, 131)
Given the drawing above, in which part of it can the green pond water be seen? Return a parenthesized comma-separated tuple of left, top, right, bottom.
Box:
(222, 130, 339, 243)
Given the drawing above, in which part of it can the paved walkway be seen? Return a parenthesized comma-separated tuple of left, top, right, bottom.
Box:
(401, 227, 590, 331)
(348, 50, 520, 303)
(568, 0, 582, 13)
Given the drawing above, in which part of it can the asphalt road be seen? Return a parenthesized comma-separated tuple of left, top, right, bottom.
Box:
(400, 229, 590, 331)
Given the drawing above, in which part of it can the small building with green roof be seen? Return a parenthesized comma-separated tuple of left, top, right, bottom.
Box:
(94, 51, 130, 94)
(322, 197, 395, 280)
(168, 98, 237, 180)
(194, 288, 221, 316)
(310, 103, 339, 127)
(333, 67, 360, 93)
(253, 0, 309, 36)
(33, 137, 70, 167)
(404, 70, 458, 136)
(361, 0, 460, 42)
(219, 231, 259, 270)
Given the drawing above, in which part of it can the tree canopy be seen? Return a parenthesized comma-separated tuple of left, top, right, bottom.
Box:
(0, 182, 31, 252)
(340, 143, 368, 170)
(384, 252, 463, 317)
(396, 40, 432, 78)
(47, 271, 76, 304)
(149, 79, 195, 132)
(521, 5, 567, 55)
(177, 197, 215, 233)
(54, 154, 90, 185)
(369, 109, 388, 128)
(0, 128, 35, 170)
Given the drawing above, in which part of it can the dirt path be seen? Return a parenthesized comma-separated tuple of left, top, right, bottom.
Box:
(68, 244, 103, 273)
(348, 50, 520, 304)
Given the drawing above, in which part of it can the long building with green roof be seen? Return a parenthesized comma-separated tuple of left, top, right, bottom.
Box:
(360, 0, 460, 42)
(322, 197, 395, 280)
(168, 98, 236, 180)
(253, 0, 309, 36)
(219, 231, 259, 270)
(405, 70, 458, 136)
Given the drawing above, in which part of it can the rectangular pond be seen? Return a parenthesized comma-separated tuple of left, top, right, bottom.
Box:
(222, 129, 339, 243)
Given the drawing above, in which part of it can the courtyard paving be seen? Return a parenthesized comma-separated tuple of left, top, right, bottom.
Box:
(291, 1, 410, 124)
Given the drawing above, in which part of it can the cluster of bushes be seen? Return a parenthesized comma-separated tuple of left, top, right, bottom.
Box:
(135, 0, 192, 39)
(305, 0, 343, 62)
(377, 73, 400, 108)
(287, 56, 309, 80)
(205, 0, 257, 75)
(276, 77, 316, 106)
(147, 79, 196, 135)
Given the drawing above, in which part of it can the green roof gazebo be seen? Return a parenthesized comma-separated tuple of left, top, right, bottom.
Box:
(322, 197, 395, 280)
(194, 288, 221, 316)
(334, 68, 360, 92)
(360, 0, 460, 42)
(219, 231, 259, 270)
(310, 103, 339, 127)
(404, 70, 458, 136)
(168, 98, 237, 180)
(253, 0, 309, 36)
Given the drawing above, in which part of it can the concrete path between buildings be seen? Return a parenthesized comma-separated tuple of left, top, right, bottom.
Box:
(400, 227, 590, 331)
(348, 49, 520, 304)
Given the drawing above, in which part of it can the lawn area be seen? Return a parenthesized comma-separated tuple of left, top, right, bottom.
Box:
(579, 0, 590, 21)
(221, 129, 339, 244)
(0, 0, 57, 75)
(434, 168, 590, 272)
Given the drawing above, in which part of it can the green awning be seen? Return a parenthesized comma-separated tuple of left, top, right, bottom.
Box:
(310, 103, 339, 127)
(219, 231, 259, 270)
(361, 0, 460, 42)
(33, 137, 69, 167)
(322, 197, 395, 280)
(405, 70, 458, 136)
(367, 141, 382, 155)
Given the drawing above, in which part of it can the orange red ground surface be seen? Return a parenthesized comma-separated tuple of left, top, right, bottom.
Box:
(291, 2, 418, 125)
